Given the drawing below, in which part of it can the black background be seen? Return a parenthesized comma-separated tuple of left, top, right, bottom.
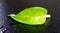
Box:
(1, 0, 60, 33)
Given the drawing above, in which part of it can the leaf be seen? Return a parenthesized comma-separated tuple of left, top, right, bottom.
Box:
(10, 7, 48, 25)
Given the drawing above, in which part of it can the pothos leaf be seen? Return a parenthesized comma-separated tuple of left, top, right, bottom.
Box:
(10, 7, 49, 25)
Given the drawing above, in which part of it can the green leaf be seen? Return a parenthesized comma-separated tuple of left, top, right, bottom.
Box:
(10, 7, 48, 25)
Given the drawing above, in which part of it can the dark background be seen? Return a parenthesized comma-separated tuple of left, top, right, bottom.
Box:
(1, 0, 60, 33)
